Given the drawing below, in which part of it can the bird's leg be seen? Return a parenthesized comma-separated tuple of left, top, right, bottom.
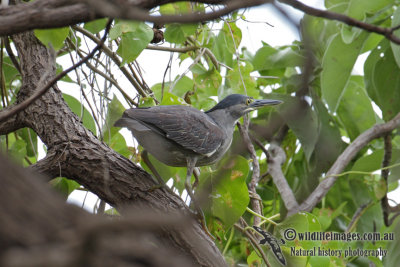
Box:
(192, 167, 200, 190)
(185, 158, 214, 239)
(185, 156, 199, 212)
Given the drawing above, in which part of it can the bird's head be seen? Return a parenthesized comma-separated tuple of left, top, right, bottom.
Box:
(205, 94, 282, 121)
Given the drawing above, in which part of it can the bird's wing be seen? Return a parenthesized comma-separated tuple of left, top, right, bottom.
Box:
(120, 106, 225, 155)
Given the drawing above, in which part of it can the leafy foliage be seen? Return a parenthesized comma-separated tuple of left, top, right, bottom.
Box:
(2, 1, 400, 266)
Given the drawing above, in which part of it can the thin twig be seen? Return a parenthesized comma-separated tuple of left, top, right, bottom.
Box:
(381, 134, 392, 226)
(237, 119, 263, 226)
(0, 19, 113, 123)
(72, 25, 152, 101)
(146, 45, 198, 53)
(268, 143, 299, 215)
(67, 38, 137, 107)
(3, 36, 21, 73)
(346, 201, 373, 233)
(234, 217, 271, 267)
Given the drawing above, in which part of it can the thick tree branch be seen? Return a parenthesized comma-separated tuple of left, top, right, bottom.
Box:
(267, 143, 299, 215)
(0, 0, 95, 36)
(0, 153, 201, 267)
(299, 112, 400, 212)
(0, 0, 267, 36)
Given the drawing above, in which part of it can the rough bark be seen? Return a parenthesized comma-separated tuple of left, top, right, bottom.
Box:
(0, 0, 232, 36)
(1, 28, 226, 267)
(0, 154, 200, 267)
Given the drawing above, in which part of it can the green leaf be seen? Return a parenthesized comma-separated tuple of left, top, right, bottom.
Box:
(141, 152, 186, 191)
(164, 23, 197, 44)
(321, 32, 367, 112)
(310, 98, 345, 174)
(225, 62, 257, 98)
(348, 150, 384, 205)
(312, 202, 346, 230)
(159, 2, 191, 14)
(253, 44, 304, 71)
(277, 212, 322, 249)
(56, 63, 75, 83)
(84, 18, 108, 34)
(211, 22, 241, 67)
(159, 3, 176, 14)
(172, 76, 194, 97)
(347, 0, 393, 20)
(391, 7, 400, 68)
(34, 27, 69, 51)
(181, 24, 198, 36)
(193, 67, 221, 101)
(9, 139, 27, 164)
(164, 24, 186, 43)
(16, 128, 38, 158)
(103, 95, 126, 142)
(109, 20, 138, 40)
(205, 155, 250, 229)
(325, 0, 348, 9)
(116, 23, 153, 64)
(271, 94, 319, 161)
(50, 177, 80, 199)
(364, 39, 400, 120)
(301, 15, 339, 59)
(107, 132, 130, 158)
(104, 208, 120, 216)
(2, 56, 20, 83)
(63, 94, 97, 136)
(247, 250, 262, 266)
(337, 76, 377, 140)
(362, 33, 383, 53)
(385, 217, 400, 267)
(160, 92, 188, 106)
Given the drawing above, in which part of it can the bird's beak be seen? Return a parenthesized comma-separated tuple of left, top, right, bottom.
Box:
(249, 99, 282, 109)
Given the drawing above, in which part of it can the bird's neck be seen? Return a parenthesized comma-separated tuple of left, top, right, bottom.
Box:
(206, 109, 238, 135)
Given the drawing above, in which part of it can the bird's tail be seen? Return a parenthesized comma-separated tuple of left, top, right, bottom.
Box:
(114, 117, 130, 127)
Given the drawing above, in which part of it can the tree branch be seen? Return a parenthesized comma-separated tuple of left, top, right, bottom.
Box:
(279, 0, 400, 45)
(299, 112, 400, 212)
(381, 134, 392, 226)
(237, 117, 263, 226)
(267, 143, 299, 215)
(0, 0, 95, 36)
(0, 153, 202, 267)
(146, 45, 199, 53)
(0, 0, 268, 36)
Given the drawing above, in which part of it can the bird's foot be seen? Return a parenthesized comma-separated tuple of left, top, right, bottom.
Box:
(188, 205, 215, 240)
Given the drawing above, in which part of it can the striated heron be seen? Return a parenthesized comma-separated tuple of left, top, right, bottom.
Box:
(114, 94, 281, 229)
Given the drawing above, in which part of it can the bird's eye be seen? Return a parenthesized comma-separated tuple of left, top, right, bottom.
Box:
(246, 98, 253, 105)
